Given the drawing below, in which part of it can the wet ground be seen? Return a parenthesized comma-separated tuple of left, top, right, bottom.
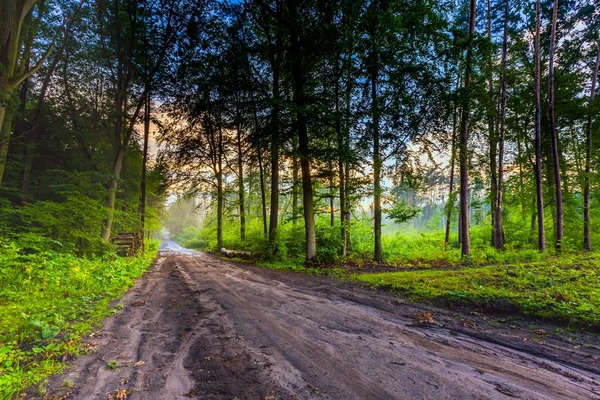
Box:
(43, 240, 600, 399)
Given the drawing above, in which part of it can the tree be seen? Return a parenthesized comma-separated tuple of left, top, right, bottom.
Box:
(533, 0, 546, 252)
(458, 0, 477, 258)
(493, 0, 509, 250)
(0, 0, 56, 183)
(21, 0, 86, 202)
(583, 42, 600, 251)
(547, 0, 563, 251)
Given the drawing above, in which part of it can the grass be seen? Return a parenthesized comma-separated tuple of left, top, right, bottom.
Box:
(355, 254, 600, 328)
(0, 239, 159, 399)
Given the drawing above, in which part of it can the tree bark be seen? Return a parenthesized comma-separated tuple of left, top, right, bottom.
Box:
(139, 90, 151, 248)
(583, 42, 600, 251)
(371, 50, 383, 262)
(336, 62, 346, 255)
(289, 4, 316, 262)
(237, 122, 246, 241)
(292, 142, 299, 225)
(548, 0, 563, 251)
(101, 146, 126, 241)
(257, 141, 268, 236)
(487, 0, 497, 248)
(268, 8, 282, 247)
(533, 0, 546, 251)
(494, 0, 509, 250)
(0, 0, 57, 184)
(459, 0, 477, 258)
(445, 63, 461, 245)
(217, 117, 224, 249)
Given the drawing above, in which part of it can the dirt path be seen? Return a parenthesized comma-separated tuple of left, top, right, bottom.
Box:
(44, 241, 600, 400)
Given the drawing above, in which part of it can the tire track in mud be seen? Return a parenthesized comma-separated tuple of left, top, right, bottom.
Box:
(43, 241, 600, 400)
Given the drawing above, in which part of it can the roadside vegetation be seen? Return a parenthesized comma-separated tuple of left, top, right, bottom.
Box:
(356, 257, 600, 329)
(0, 234, 158, 399)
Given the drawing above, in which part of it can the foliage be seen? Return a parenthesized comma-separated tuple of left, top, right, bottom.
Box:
(385, 200, 421, 225)
(0, 238, 159, 399)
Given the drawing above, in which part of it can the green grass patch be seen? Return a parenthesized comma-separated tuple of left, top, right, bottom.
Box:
(0, 239, 159, 399)
(355, 255, 600, 328)
(255, 259, 347, 279)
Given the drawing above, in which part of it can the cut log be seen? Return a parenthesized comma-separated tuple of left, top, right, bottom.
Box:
(220, 248, 251, 258)
(111, 232, 143, 257)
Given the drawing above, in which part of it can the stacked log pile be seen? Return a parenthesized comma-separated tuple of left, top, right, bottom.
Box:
(111, 232, 143, 256)
(220, 248, 251, 258)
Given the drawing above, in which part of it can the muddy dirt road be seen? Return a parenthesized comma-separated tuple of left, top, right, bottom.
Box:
(45, 240, 600, 400)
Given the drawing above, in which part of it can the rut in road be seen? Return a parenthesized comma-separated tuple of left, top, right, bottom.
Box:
(44, 241, 600, 400)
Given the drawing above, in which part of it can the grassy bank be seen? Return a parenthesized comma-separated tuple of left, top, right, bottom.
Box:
(0, 239, 159, 399)
(355, 255, 600, 328)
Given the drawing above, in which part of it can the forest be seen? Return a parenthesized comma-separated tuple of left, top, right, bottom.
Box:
(0, 0, 599, 397)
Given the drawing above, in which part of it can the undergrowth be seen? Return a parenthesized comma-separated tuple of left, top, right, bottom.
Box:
(356, 254, 600, 328)
(0, 238, 159, 399)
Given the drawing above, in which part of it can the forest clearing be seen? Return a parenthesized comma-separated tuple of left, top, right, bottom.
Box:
(1, 0, 600, 398)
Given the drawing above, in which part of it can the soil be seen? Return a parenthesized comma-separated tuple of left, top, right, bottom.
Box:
(41, 240, 600, 400)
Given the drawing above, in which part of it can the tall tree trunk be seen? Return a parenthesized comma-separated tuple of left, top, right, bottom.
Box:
(289, 8, 316, 262)
(329, 163, 335, 227)
(487, 0, 497, 248)
(371, 51, 383, 262)
(533, 0, 546, 251)
(292, 142, 299, 226)
(257, 141, 268, 236)
(0, 1, 55, 185)
(237, 122, 246, 241)
(548, 0, 563, 251)
(344, 46, 352, 253)
(101, 146, 126, 241)
(0, 112, 14, 183)
(494, 0, 509, 250)
(583, 42, 600, 251)
(139, 90, 151, 248)
(336, 63, 346, 255)
(459, 0, 477, 258)
(445, 64, 461, 245)
(217, 119, 224, 249)
(268, 29, 281, 245)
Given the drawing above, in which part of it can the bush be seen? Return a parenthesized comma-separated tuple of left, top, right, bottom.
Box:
(0, 238, 159, 398)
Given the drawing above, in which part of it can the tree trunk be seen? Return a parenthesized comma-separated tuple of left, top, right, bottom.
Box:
(583, 42, 600, 251)
(257, 142, 268, 236)
(487, 0, 497, 248)
(268, 13, 282, 247)
(0, 1, 56, 185)
(533, 0, 546, 251)
(445, 63, 461, 245)
(459, 0, 477, 258)
(289, 9, 316, 262)
(292, 145, 299, 225)
(548, 0, 563, 251)
(237, 122, 246, 241)
(101, 146, 126, 241)
(217, 120, 224, 249)
(336, 65, 346, 255)
(494, 0, 509, 250)
(371, 51, 383, 262)
(139, 90, 151, 248)
(0, 111, 14, 184)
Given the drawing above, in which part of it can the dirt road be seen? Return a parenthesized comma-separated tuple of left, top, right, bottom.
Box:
(45, 241, 600, 399)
